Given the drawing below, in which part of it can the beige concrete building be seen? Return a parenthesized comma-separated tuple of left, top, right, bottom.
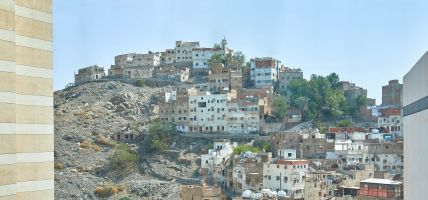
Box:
(0, 0, 54, 199)
(403, 51, 428, 200)
(74, 65, 105, 85)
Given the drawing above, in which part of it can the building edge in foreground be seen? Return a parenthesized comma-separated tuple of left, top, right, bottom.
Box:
(0, 0, 54, 199)
(403, 51, 428, 200)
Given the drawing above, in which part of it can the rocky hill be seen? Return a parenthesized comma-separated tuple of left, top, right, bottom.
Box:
(54, 81, 200, 199)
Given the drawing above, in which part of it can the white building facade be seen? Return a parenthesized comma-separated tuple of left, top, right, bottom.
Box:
(262, 160, 309, 199)
(188, 92, 228, 133)
(175, 41, 200, 65)
(250, 57, 281, 89)
(378, 115, 402, 137)
(201, 140, 235, 186)
(227, 100, 261, 134)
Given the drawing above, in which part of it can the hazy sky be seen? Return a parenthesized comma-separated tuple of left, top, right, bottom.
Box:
(54, 0, 428, 102)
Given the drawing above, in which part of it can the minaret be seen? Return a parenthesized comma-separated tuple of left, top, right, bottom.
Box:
(221, 36, 227, 51)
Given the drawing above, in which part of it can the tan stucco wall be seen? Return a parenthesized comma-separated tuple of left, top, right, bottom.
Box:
(0, 0, 53, 199)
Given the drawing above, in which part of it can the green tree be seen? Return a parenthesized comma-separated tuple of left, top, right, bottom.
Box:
(327, 73, 340, 89)
(147, 120, 177, 152)
(232, 144, 261, 155)
(213, 43, 221, 49)
(207, 54, 223, 66)
(272, 96, 287, 120)
(110, 143, 138, 171)
(288, 74, 347, 121)
(338, 119, 351, 127)
(231, 51, 246, 68)
(135, 79, 145, 87)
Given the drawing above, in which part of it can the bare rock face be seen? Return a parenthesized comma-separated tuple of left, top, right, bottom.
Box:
(54, 81, 174, 199)
(110, 92, 135, 106)
(115, 103, 127, 112)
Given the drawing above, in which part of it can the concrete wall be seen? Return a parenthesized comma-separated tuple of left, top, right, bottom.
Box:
(0, 0, 54, 199)
(403, 51, 428, 200)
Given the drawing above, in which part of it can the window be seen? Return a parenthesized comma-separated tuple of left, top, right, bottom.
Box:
(276, 176, 280, 181)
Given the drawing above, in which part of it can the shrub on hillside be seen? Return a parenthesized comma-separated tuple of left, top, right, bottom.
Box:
(110, 143, 138, 170)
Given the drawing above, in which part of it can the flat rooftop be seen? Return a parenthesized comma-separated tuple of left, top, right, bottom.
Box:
(360, 178, 402, 185)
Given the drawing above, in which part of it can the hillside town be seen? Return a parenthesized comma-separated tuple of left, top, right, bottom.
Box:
(69, 38, 405, 200)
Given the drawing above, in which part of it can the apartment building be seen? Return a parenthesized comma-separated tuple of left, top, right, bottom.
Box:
(230, 68, 243, 92)
(364, 142, 403, 173)
(250, 57, 281, 89)
(382, 79, 403, 107)
(232, 152, 271, 193)
(175, 41, 199, 65)
(0, 0, 54, 199)
(378, 115, 402, 137)
(227, 99, 261, 134)
(188, 91, 228, 133)
(109, 52, 160, 77)
(114, 52, 161, 68)
(160, 49, 176, 65)
(192, 38, 232, 69)
(201, 140, 236, 186)
(208, 63, 230, 94)
(262, 160, 309, 199)
(159, 87, 194, 132)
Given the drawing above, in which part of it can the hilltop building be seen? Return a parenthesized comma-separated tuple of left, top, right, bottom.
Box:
(175, 41, 200, 66)
(74, 65, 105, 85)
(382, 80, 403, 107)
(192, 38, 233, 69)
(250, 57, 281, 89)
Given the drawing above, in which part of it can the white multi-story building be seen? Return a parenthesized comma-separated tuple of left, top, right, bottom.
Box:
(227, 99, 261, 134)
(188, 91, 228, 133)
(192, 48, 223, 68)
(250, 57, 281, 89)
(363, 142, 403, 174)
(201, 140, 236, 186)
(262, 160, 309, 198)
(378, 115, 402, 137)
(175, 41, 200, 65)
(192, 38, 232, 69)
(334, 140, 366, 164)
